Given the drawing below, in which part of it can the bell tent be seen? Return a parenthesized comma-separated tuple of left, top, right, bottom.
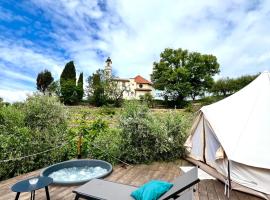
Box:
(185, 71, 270, 199)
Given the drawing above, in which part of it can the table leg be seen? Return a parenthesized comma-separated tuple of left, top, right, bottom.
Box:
(45, 186, 50, 200)
(15, 192, 20, 200)
(33, 190, 35, 200)
(30, 191, 32, 200)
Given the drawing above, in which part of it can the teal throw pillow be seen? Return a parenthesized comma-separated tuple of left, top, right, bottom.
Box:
(131, 180, 173, 200)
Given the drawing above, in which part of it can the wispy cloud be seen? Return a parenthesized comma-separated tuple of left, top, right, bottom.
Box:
(0, 0, 270, 102)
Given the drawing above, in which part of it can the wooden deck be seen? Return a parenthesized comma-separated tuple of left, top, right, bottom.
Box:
(0, 160, 262, 200)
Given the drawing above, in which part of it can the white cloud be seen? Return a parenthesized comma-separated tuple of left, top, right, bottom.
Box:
(1, 0, 270, 102)
(0, 89, 32, 103)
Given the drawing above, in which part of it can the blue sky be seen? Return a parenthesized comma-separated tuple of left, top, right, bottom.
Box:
(1, 0, 270, 102)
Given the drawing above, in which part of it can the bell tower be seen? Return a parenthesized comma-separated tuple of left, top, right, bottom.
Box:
(104, 57, 112, 79)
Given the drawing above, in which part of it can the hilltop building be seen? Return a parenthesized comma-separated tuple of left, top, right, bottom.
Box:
(104, 57, 154, 100)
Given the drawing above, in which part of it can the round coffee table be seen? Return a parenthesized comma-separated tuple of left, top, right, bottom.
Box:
(11, 176, 53, 200)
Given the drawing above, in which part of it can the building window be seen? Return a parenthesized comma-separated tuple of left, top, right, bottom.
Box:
(139, 84, 143, 88)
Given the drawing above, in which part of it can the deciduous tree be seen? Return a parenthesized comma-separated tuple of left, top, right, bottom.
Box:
(36, 69, 54, 94)
(151, 48, 220, 106)
(87, 70, 106, 106)
(87, 69, 126, 107)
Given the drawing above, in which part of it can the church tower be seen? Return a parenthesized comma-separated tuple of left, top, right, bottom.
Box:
(104, 57, 112, 79)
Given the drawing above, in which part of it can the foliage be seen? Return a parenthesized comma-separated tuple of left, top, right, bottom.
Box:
(105, 79, 126, 107)
(0, 95, 68, 181)
(211, 74, 258, 96)
(87, 69, 126, 107)
(0, 95, 196, 181)
(151, 48, 220, 105)
(119, 101, 189, 163)
(87, 69, 106, 107)
(60, 61, 78, 105)
(36, 69, 54, 94)
(99, 106, 116, 116)
(47, 80, 61, 96)
(67, 117, 121, 164)
(211, 77, 233, 96)
(89, 128, 122, 165)
(77, 72, 84, 100)
(23, 95, 67, 133)
(0, 97, 10, 107)
(149, 111, 190, 159)
(233, 74, 258, 92)
(139, 93, 154, 108)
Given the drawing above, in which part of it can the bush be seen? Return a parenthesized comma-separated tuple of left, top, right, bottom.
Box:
(150, 111, 189, 160)
(139, 93, 154, 108)
(119, 101, 189, 163)
(67, 118, 121, 164)
(24, 95, 67, 132)
(89, 128, 122, 165)
(0, 95, 69, 181)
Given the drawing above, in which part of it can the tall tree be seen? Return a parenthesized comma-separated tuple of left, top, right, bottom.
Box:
(151, 48, 220, 105)
(36, 69, 54, 94)
(87, 70, 105, 106)
(87, 69, 126, 107)
(60, 61, 77, 104)
(77, 72, 84, 101)
(105, 78, 127, 107)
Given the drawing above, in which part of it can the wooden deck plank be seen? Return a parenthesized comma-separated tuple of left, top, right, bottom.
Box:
(199, 181, 210, 200)
(205, 180, 218, 200)
(0, 160, 264, 200)
(213, 180, 228, 200)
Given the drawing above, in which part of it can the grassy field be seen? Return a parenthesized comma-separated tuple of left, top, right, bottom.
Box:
(66, 105, 196, 131)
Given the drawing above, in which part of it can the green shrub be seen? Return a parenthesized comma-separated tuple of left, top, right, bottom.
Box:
(67, 117, 121, 164)
(0, 95, 69, 181)
(24, 95, 67, 132)
(99, 106, 116, 116)
(150, 111, 189, 160)
(139, 93, 154, 108)
(89, 128, 122, 165)
(119, 101, 189, 163)
(119, 101, 152, 163)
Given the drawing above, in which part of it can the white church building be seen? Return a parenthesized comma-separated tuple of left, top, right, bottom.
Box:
(104, 57, 155, 100)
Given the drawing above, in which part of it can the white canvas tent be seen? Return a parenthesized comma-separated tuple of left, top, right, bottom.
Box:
(185, 71, 270, 199)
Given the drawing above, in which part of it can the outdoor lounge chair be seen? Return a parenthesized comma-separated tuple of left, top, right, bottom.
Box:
(73, 166, 200, 200)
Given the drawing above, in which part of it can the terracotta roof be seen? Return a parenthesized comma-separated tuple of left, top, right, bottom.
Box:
(134, 75, 152, 84)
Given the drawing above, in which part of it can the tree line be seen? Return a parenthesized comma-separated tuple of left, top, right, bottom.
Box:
(211, 74, 257, 97)
(35, 47, 258, 107)
(36, 61, 83, 105)
(36, 61, 125, 106)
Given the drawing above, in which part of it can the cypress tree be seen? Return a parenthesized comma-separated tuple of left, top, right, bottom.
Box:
(60, 61, 77, 104)
(77, 72, 84, 100)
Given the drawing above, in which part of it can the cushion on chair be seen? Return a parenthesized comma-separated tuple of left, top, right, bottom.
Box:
(131, 180, 173, 200)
